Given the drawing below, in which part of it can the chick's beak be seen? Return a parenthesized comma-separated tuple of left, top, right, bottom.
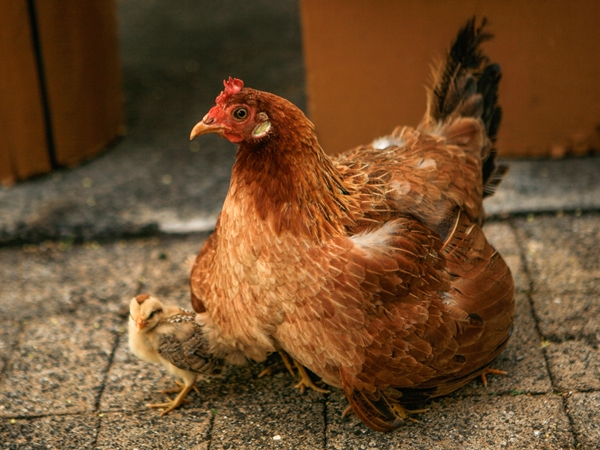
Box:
(190, 114, 224, 140)
(135, 318, 146, 332)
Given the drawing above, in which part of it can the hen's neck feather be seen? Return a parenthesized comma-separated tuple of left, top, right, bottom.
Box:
(227, 97, 354, 242)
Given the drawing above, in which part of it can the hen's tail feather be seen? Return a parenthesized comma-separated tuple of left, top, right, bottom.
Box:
(423, 17, 507, 198)
(430, 17, 493, 122)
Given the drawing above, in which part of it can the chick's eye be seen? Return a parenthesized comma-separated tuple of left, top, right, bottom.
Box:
(233, 108, 248, 121)
(149, 308, 162, 319)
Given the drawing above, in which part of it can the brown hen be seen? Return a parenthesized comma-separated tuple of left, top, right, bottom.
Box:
(189, 17, 514, 431)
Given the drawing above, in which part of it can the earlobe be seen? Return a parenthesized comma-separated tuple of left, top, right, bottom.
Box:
(252, 121, 271, 138)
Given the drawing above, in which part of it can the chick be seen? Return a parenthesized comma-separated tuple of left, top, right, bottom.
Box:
(128, 294, 221, 415)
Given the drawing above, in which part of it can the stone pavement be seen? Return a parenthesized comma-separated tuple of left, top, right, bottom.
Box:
(1, 0, 599, 448)
(1, 213, 599, 449)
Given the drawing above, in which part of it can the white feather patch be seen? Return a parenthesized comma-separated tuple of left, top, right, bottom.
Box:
(351, 221, 399, 249)
(371, 135, 405, 150)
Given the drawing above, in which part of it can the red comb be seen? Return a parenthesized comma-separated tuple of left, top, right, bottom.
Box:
(215, 77, 244, 104)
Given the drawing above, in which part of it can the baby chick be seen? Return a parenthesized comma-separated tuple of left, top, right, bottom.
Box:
(128, 294, 221, 415)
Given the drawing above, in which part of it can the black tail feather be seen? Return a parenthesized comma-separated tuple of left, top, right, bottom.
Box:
(425, 16, 507, 198)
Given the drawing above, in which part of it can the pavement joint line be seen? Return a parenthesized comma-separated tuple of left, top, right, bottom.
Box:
(205, 411, 216, 450)
(510, 217, 581, 448)
(0, 321, 24, 385)
(322, 397, 328, 448)
(93, 326, 124, 413)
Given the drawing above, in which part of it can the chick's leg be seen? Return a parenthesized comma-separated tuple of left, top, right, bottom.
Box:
(158, 379, 200, 396)
(148, 373, 198, 416)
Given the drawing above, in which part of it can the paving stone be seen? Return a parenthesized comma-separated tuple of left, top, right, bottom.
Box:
(0, 246, 74, 321)
(544, 340, 600, 392)
(0, 312, 117, 416)
(484, 222, 521, 257)
(0, 414, 98, 449)
(515, 214, 600, 294)
(221, 353, 328, 407)
(0, 248, 22, 318)
(210, 402, 324, 449)
(95, 409, 211, 449)
(327, 394, 574, 449)
(0, 321, 21, 377)
(139, 234, 206, 306)
(566, 391, 600, 448)
(533, 290, 600, 339)
(0, 240, 150, 322)
(60, 239, 149, 309)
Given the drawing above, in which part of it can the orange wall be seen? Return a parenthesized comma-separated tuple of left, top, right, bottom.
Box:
(301, 0, 600, 157)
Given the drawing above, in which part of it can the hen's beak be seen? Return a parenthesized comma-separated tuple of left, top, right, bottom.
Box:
(135, 318, 146, 332)
(190, 114, 224, 140)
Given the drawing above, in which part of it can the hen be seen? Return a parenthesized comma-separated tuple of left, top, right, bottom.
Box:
(128, 294, 222, 415)
(188, 18, 514, 431)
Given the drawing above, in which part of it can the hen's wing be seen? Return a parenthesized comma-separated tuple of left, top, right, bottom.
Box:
(190, 231, 219, 313)
(154, 312, 221, 374)
(348, 216, 511, 431)
(276, 211, 512, 432)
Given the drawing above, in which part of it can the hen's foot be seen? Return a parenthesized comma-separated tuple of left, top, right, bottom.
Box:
(293, 360, 330, 394)
(480, 368, 508, 387)
(149, 383, 196, 416)
(259, 350, 329, 394)
(341, 404, 353, 419)
(341, 403, 426, 423)
(258, 350, 297, 379)
(392, 404, 428, 423)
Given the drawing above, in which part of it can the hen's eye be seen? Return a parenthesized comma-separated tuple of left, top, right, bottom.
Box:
(233, 108, 248, 121)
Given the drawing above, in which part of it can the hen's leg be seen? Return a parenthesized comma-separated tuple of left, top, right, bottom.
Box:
(341, 403, 427, 423)
(258, 350, 297, 378)
(258, 350, 329, 394)
(293, 360, 330, 394)
(480, 368, 508, 387)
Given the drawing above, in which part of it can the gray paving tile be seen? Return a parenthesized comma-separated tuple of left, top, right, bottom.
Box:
(0, 246, 73, 321)
(533, 290, 600, 339)
(484, 222, 521, 256)
(211, 402, 325, 449)
(95, 409, 211, 449)
(515, 214, 600, 295)
(567, 391, 600, 449)
(544, 340, 600, 392)
(0, 240, 150, 322)
(0, 321, 21, 376)
(327, 394, 574, 449)
(0, 312, 117, 416)
(139, 234, 206, 306)
(221, 354, 327, 407)
(0, 414, 98, 450)
(59, 239, 149, 307)
(0, 248, 22, 316)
